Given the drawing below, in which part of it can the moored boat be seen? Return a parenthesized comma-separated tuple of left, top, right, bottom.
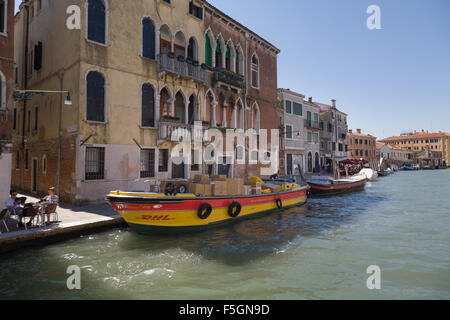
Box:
(360, 168, 378, 181)
(107, 185, 308, 233)
(307, 175, 368, 196)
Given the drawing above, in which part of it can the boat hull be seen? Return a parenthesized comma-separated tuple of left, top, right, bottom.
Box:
(308, 178, 368, 196)
(107, 187, 308, 233)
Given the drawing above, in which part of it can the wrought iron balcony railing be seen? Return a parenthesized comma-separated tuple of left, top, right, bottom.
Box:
(212, 67, 245, 88)
(304, 119, 320, 130)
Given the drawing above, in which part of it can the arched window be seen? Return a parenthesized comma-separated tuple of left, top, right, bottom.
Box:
(142, 18, 155, 59)
(225, 45, 231, 70)
(308, 153, 313, 172)
(86, 71, 106, 122)
(215, 39, 222, 68)
(175, 91, 186, 124)
(235, 49, 239, 75)
(205, 34, 212, 66)
(251, 54, 259, 88)
(188, 37, 197, 61)
(87, 0, 106, 44)
(141, 83, 155, 127)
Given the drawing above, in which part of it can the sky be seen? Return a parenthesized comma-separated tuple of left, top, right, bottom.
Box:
(15, 0, 450, 139)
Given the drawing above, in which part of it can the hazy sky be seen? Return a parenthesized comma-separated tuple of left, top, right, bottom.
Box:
(16, 0, 450, 139)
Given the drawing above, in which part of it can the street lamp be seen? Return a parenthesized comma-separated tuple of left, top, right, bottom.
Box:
(13, 90, 73, 105)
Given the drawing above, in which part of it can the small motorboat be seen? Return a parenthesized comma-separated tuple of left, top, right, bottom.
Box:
(107, 184, 308, 233)
(360, 168, 378, 181)
(307, 175, 368, 196)
(401, 163, 419, 171)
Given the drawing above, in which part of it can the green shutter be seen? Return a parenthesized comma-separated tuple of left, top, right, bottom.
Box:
(205, 35, 211, 66)
(216, 39, 221, 53)
(236, 49, 239, 63)
(293, 102, 302, 116)
(226, 45, 231, 59)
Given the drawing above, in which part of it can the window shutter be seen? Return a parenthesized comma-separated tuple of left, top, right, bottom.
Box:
(205, 35, 211, 66)
(189, 2, 193, 15)
(198, 7, 203, 19)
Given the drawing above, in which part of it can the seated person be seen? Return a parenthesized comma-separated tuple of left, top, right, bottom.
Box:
(41, 187, 59, 222)
(42, 187, 59, 204)
(8, 198, 33, 228)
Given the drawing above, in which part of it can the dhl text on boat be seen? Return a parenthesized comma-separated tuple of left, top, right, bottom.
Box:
(106, 176, 308, 233)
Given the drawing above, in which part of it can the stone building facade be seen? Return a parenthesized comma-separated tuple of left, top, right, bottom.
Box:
(203, 2, 281, 179)
(314, 99, 348, 169)
(347, 129, 378, 169)
(12, 0, 280, 203)
(0, 0, 14, 205)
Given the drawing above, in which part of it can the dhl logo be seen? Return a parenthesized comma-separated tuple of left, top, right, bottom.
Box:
(141, 215, 175, 221)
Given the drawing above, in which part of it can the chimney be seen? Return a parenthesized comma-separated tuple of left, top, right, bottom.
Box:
(357, 129, 362, 134)
(308, 97, 312, 103)
(331, 99, 336, 108)
(348, 129, 353, 134)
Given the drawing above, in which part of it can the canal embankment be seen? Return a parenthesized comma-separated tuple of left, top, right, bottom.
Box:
(0, 193, 126, 254)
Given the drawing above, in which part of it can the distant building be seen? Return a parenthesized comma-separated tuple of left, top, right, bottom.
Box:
(278, 89, 320, 175)
(347, 129, 377, 170)
(313, 99, 348, 168)
(0, 0, 14, 205)
(377, 142, 414, 167)
(380, 130, 450, 167)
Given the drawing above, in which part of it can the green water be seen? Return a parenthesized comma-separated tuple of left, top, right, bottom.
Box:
(1, 170, 449, 299)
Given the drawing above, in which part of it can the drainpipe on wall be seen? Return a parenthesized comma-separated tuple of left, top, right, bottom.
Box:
(21, 2, 30, 149)
(56, 72, 65, 196)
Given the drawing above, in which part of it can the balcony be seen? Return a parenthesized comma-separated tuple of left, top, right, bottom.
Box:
(157, 53, 207, 83)
(304, 119, 320, 130)
(212, 68, 245, 89)
(158, 119, 206, 143)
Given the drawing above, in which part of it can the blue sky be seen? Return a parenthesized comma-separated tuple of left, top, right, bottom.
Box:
(16, 0, 450, 139)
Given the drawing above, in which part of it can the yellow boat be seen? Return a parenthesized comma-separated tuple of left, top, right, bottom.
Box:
(106, 184, 308, 233)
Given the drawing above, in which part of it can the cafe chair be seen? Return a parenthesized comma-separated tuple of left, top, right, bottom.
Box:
(44, 203, 59, 223)
(0, 209, 11, 234)
(23, 206, 41, 230)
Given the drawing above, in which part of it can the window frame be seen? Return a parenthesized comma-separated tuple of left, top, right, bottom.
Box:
(142, 16, 156, 60)
(140, 148, 156, 179)
(285, 124, 293, 140)
(141, 82, 156, 128)
(0, 0, 7, 36)
(158, 149, 169, 173)
(250, 53, 260, 89)
(85, 146, 106, 181)
(85, 0, 109, 47)
(85, 69, 107, 124)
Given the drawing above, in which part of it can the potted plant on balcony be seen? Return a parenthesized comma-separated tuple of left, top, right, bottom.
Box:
(168, 52, 175, 59)
(201, 63, 212, 71)
(193, 60, 199, 67)
(186, 57, 193, 65)
(177, 55, 185, 62)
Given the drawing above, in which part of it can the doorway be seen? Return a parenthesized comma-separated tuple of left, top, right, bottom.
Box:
(287, 154, 293, 175)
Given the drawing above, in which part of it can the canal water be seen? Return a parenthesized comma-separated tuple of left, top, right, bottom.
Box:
(1, 170, 449, 299)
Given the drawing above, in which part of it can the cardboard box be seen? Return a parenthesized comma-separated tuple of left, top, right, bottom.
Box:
(194, 175, 210, 184)
(203, 184, 213, 196)
(226, 178, 236, 195)
(251, 182, 262, 195)
(189, 183, 205, 195)
(212, 181, 227, 196)
(212, 175, 227, 181)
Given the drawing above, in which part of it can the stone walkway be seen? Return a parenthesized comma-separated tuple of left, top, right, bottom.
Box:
(0, 193, 125, 254)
